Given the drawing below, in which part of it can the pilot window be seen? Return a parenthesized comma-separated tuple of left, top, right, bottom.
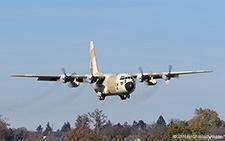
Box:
(120, 76, 125, 80)
(125, 76, 131, 79)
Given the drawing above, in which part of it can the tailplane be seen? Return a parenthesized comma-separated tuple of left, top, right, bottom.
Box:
(90, 41, 100, 75)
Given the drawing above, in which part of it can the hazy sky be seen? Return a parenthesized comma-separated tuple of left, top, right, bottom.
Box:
(0, 0, 224, 131)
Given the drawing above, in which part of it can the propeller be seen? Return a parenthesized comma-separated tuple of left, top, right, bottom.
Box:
(138, 67, 154, 87)
(139, 67, 144, 82)
(139, 67, 149, 82)
(61, 67, 76, 83)
(165, 65, 172, 86)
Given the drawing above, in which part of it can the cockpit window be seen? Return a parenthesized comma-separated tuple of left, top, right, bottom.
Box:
(125, 76, 131, 79)
(120, 76, 125, 80)
(121, 76, 134, 80)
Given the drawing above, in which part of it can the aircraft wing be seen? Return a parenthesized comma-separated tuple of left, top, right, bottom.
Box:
(131, 70, 213, 80)
(10, 74, 89, 82)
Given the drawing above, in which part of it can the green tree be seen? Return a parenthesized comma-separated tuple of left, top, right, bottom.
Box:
(149, 123, 168, 140)
(36, 124, 43, 134)
(150, 115, 167, 140)
(13, 127, 28, 140)
(140, 130, 149, 141)
(0, 115, 13, 140)
(61, 122, 71, 132)
(164, 119, 207, 140)
(156, 115, 166, 125)
(138, 120, 146, 130)
(101, 120, 114, 140)
(122, 122, 132, 138)
(75, 114, 90, 129)
(66, 114, 93, 141)
(116, 135, 124, 141)
(88, 108, 107, 132)
(132, 120, 138, 128)
(164, 120, 185, 140)
(188, 107, 222, 128)
(43, 122, 52, 136)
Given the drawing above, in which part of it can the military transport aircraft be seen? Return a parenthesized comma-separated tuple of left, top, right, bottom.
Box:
(11, 41, 213, 100)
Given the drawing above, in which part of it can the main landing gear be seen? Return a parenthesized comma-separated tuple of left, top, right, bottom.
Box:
(119, 94, 130, 100)
(98, 94, 106, 101)
(98, 94, 130, 101)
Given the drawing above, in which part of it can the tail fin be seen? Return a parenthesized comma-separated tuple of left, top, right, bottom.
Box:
(90, 41, 99, 75)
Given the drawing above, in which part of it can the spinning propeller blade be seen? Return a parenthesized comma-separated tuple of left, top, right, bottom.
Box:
(165, 65, 173, 86)
(138, 67, 150, 86)
(61, 67, 76, 83)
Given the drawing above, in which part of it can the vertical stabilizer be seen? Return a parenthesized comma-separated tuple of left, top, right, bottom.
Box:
(90, 41, 99, 75)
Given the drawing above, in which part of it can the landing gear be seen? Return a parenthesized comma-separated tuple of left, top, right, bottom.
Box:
(98, 94, 106, 101)
(119, 94, 130, 100)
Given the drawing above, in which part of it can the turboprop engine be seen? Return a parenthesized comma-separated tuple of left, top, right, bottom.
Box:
(60, 67, 80, 88)
(138, 67, 157, 86)
(68, 81, 80, 88)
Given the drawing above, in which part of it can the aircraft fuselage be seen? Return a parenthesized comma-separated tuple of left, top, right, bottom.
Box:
(90, 73, 136, 100)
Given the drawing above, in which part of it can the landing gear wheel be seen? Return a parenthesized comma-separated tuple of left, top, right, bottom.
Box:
(119, 95, 126, 100)
(99, 94, 106, 101)
(119, 94, 130, 100)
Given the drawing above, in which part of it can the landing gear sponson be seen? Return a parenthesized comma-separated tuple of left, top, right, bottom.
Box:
(98, 94, 130, 101)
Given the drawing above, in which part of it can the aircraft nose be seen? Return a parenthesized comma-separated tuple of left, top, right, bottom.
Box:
(125, 82, 135, 92)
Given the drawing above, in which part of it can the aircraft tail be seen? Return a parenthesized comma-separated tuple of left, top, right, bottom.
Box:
(90, 41, 99, 75)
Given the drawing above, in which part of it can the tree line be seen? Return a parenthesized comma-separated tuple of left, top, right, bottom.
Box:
(1, 107, 225, 140)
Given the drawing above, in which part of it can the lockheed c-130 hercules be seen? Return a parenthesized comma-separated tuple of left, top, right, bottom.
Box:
(11, 41, 213, 100)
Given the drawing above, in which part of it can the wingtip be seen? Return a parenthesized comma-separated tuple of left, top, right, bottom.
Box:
(10, 74, 21, 77)
(90, 41, 94, 48)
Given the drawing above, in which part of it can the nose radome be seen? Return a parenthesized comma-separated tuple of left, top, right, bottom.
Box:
(125, 82, 134, 92)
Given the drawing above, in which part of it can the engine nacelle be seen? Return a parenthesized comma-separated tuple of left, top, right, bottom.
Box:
(145, 79, 157, 86)
(162, 74, 167, 80)
(68, 81, 80, 88)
